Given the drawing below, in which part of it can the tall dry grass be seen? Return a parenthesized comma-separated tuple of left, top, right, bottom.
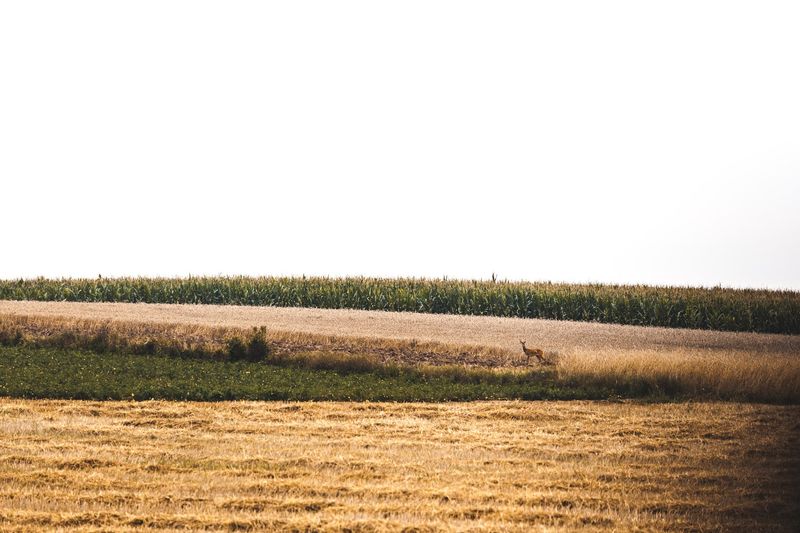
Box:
(2, 310, 800, 402)
(0, 313, 511, 367)
(558, 348, 800, 402)
(3, 300, 798, 361)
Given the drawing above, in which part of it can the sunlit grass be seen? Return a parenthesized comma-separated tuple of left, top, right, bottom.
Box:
(3, 312, 799, 403)
(1, 399, 797, 531)
(557, 348, 800, 404)
(0, 345, 597, 402)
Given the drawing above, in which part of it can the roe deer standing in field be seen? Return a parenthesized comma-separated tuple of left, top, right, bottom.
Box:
(519, 340, 548, 365)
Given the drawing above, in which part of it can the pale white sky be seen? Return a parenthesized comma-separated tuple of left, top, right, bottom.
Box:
(1, 1, 798, 289)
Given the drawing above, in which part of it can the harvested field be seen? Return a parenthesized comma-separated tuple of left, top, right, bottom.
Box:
(2, 301, 799, 403)
(2, 300, 798, 358)
(0, 399, 797, 532)
(0, 313, 512, 369)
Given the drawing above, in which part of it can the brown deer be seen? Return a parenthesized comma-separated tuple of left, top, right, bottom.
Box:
(519, 340, 548, 365)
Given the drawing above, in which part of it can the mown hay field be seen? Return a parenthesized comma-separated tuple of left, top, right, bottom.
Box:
(1, 300, 799, 530)
(1, 400, 798, 532)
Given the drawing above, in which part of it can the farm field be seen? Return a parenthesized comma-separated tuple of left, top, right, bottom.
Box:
(2, 300, 798, 359)
(5, 1, 800, 531)
(1, 297, 799, 530)
(1, 399, 798, 532)
(0, 345, 585, 402)
(2, 300, 799, 403)
(2, 276, 798, 333)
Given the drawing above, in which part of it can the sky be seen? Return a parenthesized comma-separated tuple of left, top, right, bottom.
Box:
(1, 1, 798, 289)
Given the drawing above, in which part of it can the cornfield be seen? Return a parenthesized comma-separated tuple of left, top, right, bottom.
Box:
(0, 276, 798, 334)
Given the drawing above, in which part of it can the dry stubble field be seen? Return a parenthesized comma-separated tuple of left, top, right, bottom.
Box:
(1, 400, 798, 532)
(1, 300, 799, 531)
(3, 300, 798, 357)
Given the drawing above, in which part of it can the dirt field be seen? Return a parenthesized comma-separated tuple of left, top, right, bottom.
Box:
(0, 399, 797, 531)
(2, 300, 798, 357)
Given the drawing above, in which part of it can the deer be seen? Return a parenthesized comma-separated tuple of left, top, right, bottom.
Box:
(519, 340, 549, 365)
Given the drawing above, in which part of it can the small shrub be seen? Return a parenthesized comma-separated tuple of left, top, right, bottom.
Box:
(0, 328, 24, 347)
(227, 327, 271, 362)
(246, 326, 270, 362)
(227, 337, 248, 361)
(54, 331, 79, 349)
(141, 340, 157, 355)
(89, 329, 111, 353)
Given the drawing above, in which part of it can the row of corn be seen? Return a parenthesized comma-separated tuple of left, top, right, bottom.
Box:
(0, 276, 797, 334)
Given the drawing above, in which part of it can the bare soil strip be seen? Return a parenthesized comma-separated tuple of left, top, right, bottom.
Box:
(2, 300, 798, 357)
(0, 399, 797, 532)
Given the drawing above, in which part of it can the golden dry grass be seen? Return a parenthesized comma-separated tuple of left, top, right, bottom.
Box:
(0, 399, 797, 532)
(2, 300, 800, 402)
(0, 313, 511, 368)
(558, 348, 800, 403)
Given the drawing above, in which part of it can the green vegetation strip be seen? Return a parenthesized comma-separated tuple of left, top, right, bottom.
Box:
(2, 276, 798, 334)
(0, 345, 615, 402)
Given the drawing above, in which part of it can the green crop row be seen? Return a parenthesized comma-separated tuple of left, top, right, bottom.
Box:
(1, 276, 798, 334)
(0, 345, 603, 402)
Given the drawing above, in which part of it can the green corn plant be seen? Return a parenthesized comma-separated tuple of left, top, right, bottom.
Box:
(0, 276, 798, 334)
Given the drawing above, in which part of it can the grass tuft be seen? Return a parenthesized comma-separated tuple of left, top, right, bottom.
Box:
(227, 327, 270, 362)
